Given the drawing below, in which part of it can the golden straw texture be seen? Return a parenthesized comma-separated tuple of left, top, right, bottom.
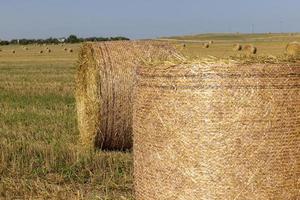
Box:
(76, 41, 184, 151)
(133, 60, 300, 199)
(286, 42, 300, 58)
(243, 44, 257, 55)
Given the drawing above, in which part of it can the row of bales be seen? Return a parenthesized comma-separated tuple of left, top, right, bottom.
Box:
(75, 40, 299, 199)
(0, 46, 75, 54)
(182, 41, 300, 57)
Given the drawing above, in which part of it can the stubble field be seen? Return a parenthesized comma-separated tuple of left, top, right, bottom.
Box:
(0, 33, 299, 199)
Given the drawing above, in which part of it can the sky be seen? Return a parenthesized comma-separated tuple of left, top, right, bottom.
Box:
(0, 0, 300, 40)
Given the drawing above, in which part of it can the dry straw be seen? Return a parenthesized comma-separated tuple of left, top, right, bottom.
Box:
(243, 44, 257, 55)
(76, 40, 184, 151)
(286, 42, 300, 57)
(133, 59, 300, 199)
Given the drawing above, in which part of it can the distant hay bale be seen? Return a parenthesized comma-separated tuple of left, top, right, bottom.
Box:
(64, 48, 68, 51)
(39, 50, 44, 54)
(0, 49, 2, 52)
(76, 41, 184, 151)
(133, 60, 300, 199)
(12, 50, 16, 54)
(233, 43, 242, 51)
(203, 43, 210, 48)
(47, 49, 52, 53)
(69, 49, 73, 53)
(243, 44, 257, 55)
(286, 42, 300, 57)
(209, 40, 214, 44)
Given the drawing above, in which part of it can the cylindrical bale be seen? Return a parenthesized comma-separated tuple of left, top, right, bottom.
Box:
(243, 44, 257, 55)
(76, 41, 184, 151)
(286, 42, 300, 57)
(233, 43, 242, 51)
(133, 61, 300, 199)
(203, 43, 210, 48)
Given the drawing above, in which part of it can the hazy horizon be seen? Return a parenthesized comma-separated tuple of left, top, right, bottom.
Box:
(1, 0, 300, 40)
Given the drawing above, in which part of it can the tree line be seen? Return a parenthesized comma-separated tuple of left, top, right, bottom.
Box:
(0, 35, 130, 45)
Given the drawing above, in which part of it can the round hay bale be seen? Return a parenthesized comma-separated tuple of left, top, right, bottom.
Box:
(39, 50, 44, 54)
(0, 49, 2, 52)
(133, 61, 300, 199)
(286, 42, 300, 57)
(209, 40, 214, 44)
(64, 48, 68, 51)
(47, 49, 51, 53)
(233, 43, 242, 51)
(203, 43, 210, 48)
(76, 41, 184, 151)
(12, 50, 16, 54)
(243, 44, 257, 55)
(69, 49, 73, 53)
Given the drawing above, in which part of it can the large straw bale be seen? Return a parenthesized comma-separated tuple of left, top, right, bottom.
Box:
(203, 43, 210, 48)
(76, 41, 184, 151)
(133, 60, 300, 199)
(286, 42, 300, 57)
(243, 44, 257, 55)
(233, 43, 242, 51)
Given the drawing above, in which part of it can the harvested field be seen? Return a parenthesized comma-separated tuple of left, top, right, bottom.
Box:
(1, 33, 300, 199)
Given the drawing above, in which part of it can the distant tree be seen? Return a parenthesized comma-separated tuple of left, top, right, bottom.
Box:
(10, 39, 19, 44)
(0, 40, 9, 45)
(66, 35, 80, 43)
(110, 36, 130, 41)
(2, 35, 130, 45)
